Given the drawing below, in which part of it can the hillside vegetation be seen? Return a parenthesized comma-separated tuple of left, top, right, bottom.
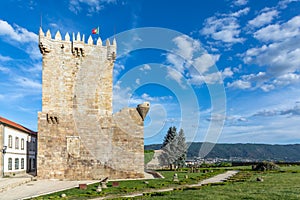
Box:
(145, 143, 300, 161)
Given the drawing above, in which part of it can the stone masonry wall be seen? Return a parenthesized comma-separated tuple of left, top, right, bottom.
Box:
(37, 28, 149, 180)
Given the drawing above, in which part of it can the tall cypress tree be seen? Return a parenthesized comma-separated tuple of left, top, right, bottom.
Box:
(161, 126, 177, 148)
(175, 128, 188, 168)
(159, 127, 188, 169)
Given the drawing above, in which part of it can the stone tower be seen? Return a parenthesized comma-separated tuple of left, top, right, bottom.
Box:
(37, 27, 149, 180)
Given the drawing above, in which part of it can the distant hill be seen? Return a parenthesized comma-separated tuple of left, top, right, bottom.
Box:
(144, 142, 300, 162)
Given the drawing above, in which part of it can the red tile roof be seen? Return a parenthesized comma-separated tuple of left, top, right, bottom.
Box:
(0, 116, 37, 135)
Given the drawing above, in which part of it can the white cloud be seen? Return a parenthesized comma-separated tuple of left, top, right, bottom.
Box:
(248, 9, 279, 28)
(201, 8, 249, 44)
(253, 103, 300, 117)
(69, 0, 116, 14)
(166, 35, 223, 87)
(253, 15, 300, 42)
(0, 54, 12, 61)
(230, 7, 250, 17)
(166, 67, 186, 88)
(14, 77, 42, 89)
(0, 19, 40, 60)
(0, 66, 10, 73)
(172, 35, 200, 61)
(113, 62, 125, 81)
(280, 104, 300, 116)
(192, 53, 219, 74)
(242, 72, 266, 81)
(198, 72, 223, 84)
(141, 93, 173, 102)
(260, 84, 275, 92)
(0, 19, 37, 43)
(25, 42, 41, 60)
(113, 81, 133, 112)
(274, 73, 300, 86)
(135, 78, 140, 85)
(233, 0, 248, 6)
(222, 67, 234, 77)
(244, 36, 300, 75)
(227, 79, 252, 89)
(206, 113, 247, 123)
(21, 63, 42, 74)
(241, 15, 300, 91)
(227, 70, 300, 92)
(166, 53, 185, 73)
(166, 35, 201, 76)
(278, 0, 300, 9)
(139, 64, 151, 71)
(189, 67, 233, 85)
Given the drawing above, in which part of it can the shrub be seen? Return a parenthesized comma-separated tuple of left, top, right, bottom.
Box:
(252, 161, 280, 171)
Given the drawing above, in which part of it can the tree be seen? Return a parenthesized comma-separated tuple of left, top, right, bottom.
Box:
(159, 127, 188, 170)
(174, 128, 188, 168)
(161, 126, 177, 148)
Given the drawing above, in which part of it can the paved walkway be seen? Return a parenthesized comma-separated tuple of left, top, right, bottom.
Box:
(0, 171, 238, 200)
(0, 178, 98, 200)
(0, 172, 154, 200)
(95, 170, 239, 199)
(0, 176, 32, 193)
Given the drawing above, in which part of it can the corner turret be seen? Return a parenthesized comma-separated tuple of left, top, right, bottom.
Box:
(137, 102, 150, 121)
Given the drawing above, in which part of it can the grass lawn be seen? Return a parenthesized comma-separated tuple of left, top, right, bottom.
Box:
(138, 167, 300, 200)
(29, 169, 224, 200)
(29, 165, 300, 200)
(144, 150, 155, 165)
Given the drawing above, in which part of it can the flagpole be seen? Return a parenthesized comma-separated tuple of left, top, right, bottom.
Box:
(40, 12, 43, 28)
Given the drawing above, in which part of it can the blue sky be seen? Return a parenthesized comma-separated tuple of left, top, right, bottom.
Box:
(0, 0, 300, 145)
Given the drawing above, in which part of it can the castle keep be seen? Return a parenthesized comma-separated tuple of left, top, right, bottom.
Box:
(37, 28, 149, 180)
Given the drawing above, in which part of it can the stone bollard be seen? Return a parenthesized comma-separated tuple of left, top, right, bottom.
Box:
(173, 173, 179, 182)
(257, 177, 264, 182)
(101, 181, 107, 189)
(96, 185, 102, 192)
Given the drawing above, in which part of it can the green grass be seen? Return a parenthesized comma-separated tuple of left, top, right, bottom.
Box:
(137, 167, 300, 200)
(29, 169, 224, 200)
(144, 150, 155, 164)
(279, 164, 300, 172)
(29, 166, 300, 200)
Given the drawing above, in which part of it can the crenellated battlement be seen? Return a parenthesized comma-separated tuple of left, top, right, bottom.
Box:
(38, 27, 116, 61)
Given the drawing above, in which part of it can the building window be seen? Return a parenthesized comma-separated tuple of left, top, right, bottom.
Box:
(21, 138, 25, 150)
(21, 158, 24, 169)
(15, 137, 19, 149)
(8, 135, 12, 148)
(8, 158, 12, 170)
(15, 158, 19, 170)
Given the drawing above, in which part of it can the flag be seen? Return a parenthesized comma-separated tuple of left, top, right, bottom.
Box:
(92, 27, 99, 34)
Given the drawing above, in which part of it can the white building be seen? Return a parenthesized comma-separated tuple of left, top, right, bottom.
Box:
(0, 116, 37, 177)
